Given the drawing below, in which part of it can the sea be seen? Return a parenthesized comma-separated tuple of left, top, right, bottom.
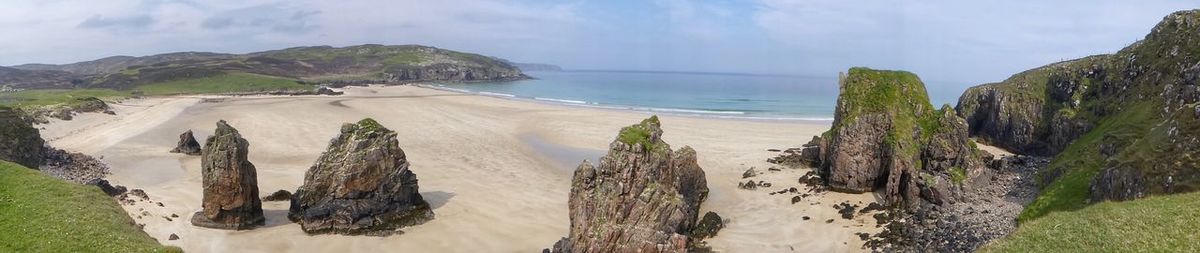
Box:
(433, 70, 964, 121)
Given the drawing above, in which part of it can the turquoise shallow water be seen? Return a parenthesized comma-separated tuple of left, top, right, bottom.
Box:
(435, 70, 961, 120)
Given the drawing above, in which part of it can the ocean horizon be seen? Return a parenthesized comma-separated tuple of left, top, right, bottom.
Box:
(434, 70, 964, 121)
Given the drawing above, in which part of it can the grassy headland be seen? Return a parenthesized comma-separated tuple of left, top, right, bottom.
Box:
(984, 191, 1200, 252)
(0, 161, 180, 252)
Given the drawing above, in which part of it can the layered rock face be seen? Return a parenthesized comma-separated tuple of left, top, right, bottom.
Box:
(191, 120, 264, 230)
(548, 116, 710, 253)
(288, 118, 433, 235)
(170, 130, 202, 155)
(804, 68, 989, 207)
(0, 106, 45, 168)
(955, 10, 1200, 203)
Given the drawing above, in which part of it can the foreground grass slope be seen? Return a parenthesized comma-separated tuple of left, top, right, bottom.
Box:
(0, 161, 179, 252)
(984, 191, 1200, 252)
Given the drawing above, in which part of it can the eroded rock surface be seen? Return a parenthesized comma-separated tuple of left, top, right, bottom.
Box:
(190, 120, 264, 230)
(288, 118, 433, 235)
(548, 116, 711, 253)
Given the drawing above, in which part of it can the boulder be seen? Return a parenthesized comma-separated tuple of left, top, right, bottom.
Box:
(87, 178, 127, 197)
(0, 106, 45, 168)
(170, 130, 202, 155)
(190, 120, 264, 230)
(690, 212, 724, 239)
(548, 116, 710, 253)
(288, 118, 433, 235)
(262, 190, 293, 202)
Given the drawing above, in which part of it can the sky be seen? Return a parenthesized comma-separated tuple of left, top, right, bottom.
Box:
(0, 0, 1194, 85)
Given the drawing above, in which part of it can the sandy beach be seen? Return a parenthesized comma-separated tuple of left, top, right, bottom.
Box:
(43, 85, 882, 252)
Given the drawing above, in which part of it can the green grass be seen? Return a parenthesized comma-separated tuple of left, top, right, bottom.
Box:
(949, 167, 967, 184)
(0, 161, 180, 252)
(1018, 102, 1158, 222)
(0, 89, 133, 109)
(983, 191, 1200, 252)
(617, 116, 666, 152)
(135, 72, 311, 96)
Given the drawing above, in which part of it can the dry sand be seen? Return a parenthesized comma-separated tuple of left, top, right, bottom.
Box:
(44, 85, 882, 252)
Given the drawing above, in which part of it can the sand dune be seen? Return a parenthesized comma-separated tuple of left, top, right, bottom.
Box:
(44, 85, 880, 252)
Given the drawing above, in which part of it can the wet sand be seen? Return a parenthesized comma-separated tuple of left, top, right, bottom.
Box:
(44, 85, 882, 252)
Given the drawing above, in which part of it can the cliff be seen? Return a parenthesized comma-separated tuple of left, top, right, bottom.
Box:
(956, 10, 1200, 218)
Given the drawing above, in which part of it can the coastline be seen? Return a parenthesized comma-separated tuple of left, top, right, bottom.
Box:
(42, 85, 880, 252)
(418, 83, 838, 122)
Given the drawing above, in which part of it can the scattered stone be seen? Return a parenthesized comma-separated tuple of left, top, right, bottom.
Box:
(548, 116, 709, 252)
(164, 216, 173, 222)
(835, 202, 858, 220)
(802, 216, 811, 221)
(768, 167, 782, 172)
(856, 232, 870, 241)
(825, 219, 834, 224)
(190, 120, 265, 230)
(860, 202, 885, 213)
(758, 181, 772, 188)
(289, 118, 433, 235)
(791, 196, 803, 204)
(171, 214, 179, 218)
(767, 149, 781, 152)
(738, 180, 758, 190)
(169, 130, 202, 155)
(168, 234, 179, 240)
(742, 167, 757, 178)
(262, 190, 293, 202)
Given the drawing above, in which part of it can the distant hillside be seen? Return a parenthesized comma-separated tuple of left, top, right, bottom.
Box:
(0, 66, 83, 89)
(3, 44, 529, 90)
(511, 62, 563, 71)
(12, 52, 233, 75)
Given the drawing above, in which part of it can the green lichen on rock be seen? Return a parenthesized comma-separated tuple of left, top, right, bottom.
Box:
(617, 115, 666, 152)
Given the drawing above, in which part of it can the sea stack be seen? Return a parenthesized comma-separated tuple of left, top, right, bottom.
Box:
(170, 130, 202, 155)
(190, 120, 265, 230)
(0, 106, 45, 169)
(548, 116, 710, 252)
(288, 118, 433, 235)
(799, 68, 990, 207)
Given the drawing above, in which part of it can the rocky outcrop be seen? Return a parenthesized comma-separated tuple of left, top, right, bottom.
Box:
(170, 130, 202, 155)
(190, 120, 264, 230)
(0, 106, 45, 168)
(40, 147, 110, 184)
(288, 118, 433, 235)
(956, 10, 1200, 204)
(808, 68, 990, 207)
(548, 116, 710, 252)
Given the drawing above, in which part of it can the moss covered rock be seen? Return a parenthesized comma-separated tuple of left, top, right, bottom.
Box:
(549, 116, 710, 252)
(288, 118, 433, 235)
(0, 106, 44, 168)
(812, 68, 988, 207)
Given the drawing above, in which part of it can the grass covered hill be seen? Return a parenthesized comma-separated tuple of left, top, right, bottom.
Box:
(955, 9, 1200, 222)
(0, 161, 180, 252)
(982, 191, 1200, 252)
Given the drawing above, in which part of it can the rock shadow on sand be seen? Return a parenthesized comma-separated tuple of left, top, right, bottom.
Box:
(422, 191, 456, 210)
